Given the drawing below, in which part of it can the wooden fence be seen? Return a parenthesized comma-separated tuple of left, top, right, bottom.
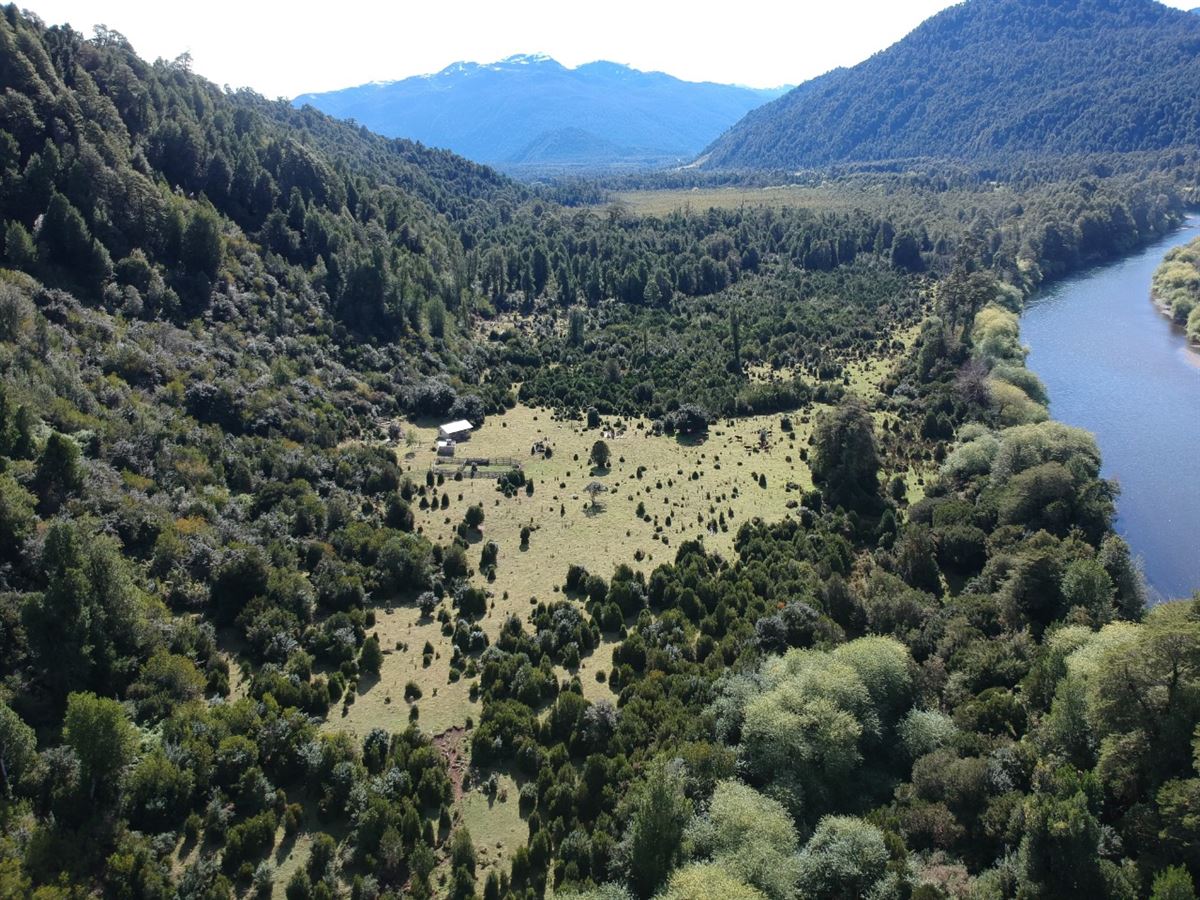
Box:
(429, 456, 523, 479)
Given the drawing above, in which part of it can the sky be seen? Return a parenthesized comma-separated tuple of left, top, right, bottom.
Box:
(22, 0, 1199, 98)
(18, 0, 1190, 98)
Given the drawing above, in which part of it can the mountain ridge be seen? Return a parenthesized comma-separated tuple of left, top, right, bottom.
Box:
(702, 0, 1200, 169)
(294, 56, 788, 171)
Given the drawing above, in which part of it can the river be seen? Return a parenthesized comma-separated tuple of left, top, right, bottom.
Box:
(1020, 217, 1200, 602)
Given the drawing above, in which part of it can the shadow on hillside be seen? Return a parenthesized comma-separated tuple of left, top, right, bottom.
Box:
(356, 670, 381, 695)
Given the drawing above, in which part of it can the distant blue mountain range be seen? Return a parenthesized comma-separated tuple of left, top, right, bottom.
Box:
(294, 55, 787, 171)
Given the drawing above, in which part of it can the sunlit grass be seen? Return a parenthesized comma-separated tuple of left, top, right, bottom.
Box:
(323, 332, 922, 853)
(610, 181, 1017, 219)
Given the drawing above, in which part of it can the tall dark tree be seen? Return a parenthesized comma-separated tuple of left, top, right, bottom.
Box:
(39, 192, 111, 291)
(590, 439, 611, 469)
(729, 308, 742, 373)
(34, 432, 82, 513)
(181, 206, 223, 279)
(622, 761, 692, 898)
(810, 400, 882, 513)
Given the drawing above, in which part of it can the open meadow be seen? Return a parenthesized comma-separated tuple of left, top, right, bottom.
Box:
(385, 403, 823, 882)
(314, 328, 926, 883)
(609, 179, 1019, 219)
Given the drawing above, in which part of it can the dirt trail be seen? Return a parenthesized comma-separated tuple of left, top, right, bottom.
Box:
(433, 726, 470, 801)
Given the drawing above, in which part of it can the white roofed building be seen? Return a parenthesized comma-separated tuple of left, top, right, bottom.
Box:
(438, 420, 473, 441)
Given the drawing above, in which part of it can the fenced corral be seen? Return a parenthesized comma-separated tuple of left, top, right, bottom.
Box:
(430, 456, 523, 479)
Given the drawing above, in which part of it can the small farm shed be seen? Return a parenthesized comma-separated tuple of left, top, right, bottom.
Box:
(436, 440, 456, 457)
(438, 420, 473, 441)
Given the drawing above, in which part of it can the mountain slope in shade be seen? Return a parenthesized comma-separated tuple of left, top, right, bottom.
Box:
(507, 127, 635, 165)
(701, 0, 1200, 169)
(295, 56, 787, 169)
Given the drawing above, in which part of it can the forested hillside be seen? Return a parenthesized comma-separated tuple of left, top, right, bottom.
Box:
(702, 0, 1200, 169)
(294, 57, 785, 173)
(1, 4, 1200, 899)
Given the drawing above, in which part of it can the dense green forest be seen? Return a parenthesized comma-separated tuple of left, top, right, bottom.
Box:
(0, 4, 1199, 900)
(1151, 237, 1200, 343)
(702, 0, 1200, 170)
(486, 173, 1188, 416)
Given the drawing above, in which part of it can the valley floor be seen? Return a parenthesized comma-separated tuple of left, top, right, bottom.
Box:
(311, 331, 926, 887)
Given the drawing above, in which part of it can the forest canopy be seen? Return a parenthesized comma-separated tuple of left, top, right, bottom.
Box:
(0, 3, 1197, 900)
(702, 0, 1200, 169)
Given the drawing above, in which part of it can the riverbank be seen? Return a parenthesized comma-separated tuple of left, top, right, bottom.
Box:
(1020, 217, 1200, 601)
(1150, 235, 1200, 349)
(1150, 295, 1200, 352)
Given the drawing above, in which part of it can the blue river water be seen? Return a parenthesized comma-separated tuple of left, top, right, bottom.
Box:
(1020, 217, 1200, 602)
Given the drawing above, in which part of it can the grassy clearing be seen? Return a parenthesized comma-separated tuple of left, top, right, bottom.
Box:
(332, 400, 824, 738)
(611, 181, 1018, 219)
(340, 403, 824, 863)
(843, 321, 924, 402)
(408, 403, 816, 617)
(324, 333, 921, 868)
(336, 403, 825, 748)
(268, 832, 312, 900)
(612, 184, 876, 216)
(339, 604, 481, 738)
(459, 772, 525, 882)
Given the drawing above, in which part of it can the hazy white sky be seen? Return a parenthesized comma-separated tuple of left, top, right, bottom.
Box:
(23, 0, 1198, 98)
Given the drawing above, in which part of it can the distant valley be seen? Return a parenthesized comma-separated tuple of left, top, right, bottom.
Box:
(7, 1, 1200, 898)
(294, 55, 787, 173)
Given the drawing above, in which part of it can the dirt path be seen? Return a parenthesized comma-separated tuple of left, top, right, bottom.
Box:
(433, 726, 470, 802)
